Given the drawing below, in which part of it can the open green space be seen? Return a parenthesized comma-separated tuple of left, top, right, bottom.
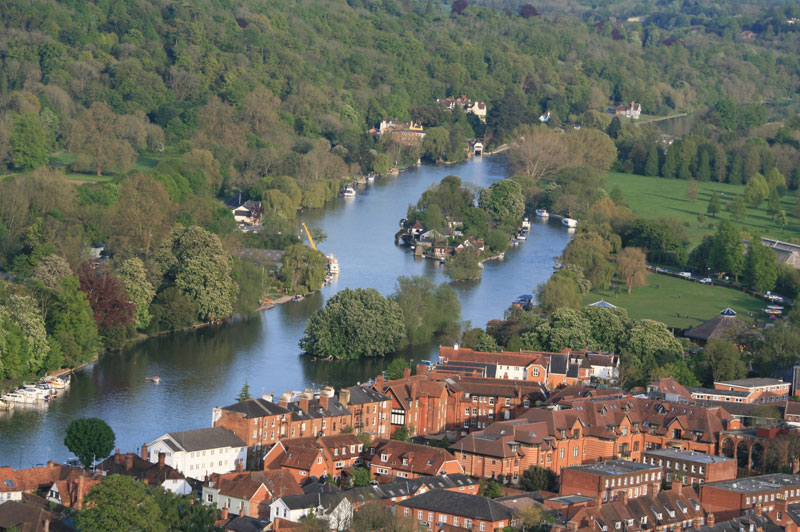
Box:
(606, 172, 800, 245)
(582, 273, 766, 329)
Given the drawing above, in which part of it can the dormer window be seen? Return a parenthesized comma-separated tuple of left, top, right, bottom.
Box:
(381, 453, 388, 462)
(403, 458, 409, 465)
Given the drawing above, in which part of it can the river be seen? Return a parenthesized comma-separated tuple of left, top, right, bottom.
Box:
(0, 155, 572, 468)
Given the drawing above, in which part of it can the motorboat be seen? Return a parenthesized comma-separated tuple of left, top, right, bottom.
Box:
(521, 217, 531, 230)
(517, 232, 527, 241)
(292, 294, 305, 302)
(147, 376, 161, 384)
(367, 174, 375, 183)
(6, 391, 36, 404)
(43, 376, 70, 389)
(341, 186, 356, 198)
(20, 385, 49, 401)
(562, 217, 578, 228)
(327, 254, 340, 274)
(535, 209, 549, 218)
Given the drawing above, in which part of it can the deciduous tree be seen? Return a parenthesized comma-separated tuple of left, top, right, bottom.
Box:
(279, 243, 327, 295)
(507, 125, 566, 181)
(616, 247, 648, 294)
(743, 238, 778, 293)
(10, 113, 50, 170)
(744, 172, 769, 207)
(69, 102, 136, 176)
(709, 220, 744, 280)
(75, 475, 164, 532)
(700, 339, 746, 383)
(64, 417, 116, 468)
(117, 258, 155, 330)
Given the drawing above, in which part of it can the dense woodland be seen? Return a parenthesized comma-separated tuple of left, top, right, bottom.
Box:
(1, 0, 800, 383)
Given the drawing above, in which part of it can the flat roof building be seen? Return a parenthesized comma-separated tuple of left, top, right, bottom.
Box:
(560, 460, 662, 502)
(642, 448, 736, 486)
(700, 474, 800, 520)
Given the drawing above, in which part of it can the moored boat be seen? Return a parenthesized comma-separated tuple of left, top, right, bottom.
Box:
(292, 294, 305, 302)
(367, 174, 375, 183)
(561, 217, 578, 228)
(521, 217, 531, 230)
(517, 232, 527, 241)
(327, 254, 340, 274)
(535, 209, 549, 218)
(341, 186, 356, 198)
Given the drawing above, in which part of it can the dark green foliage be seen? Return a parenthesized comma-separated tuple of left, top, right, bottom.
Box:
(707, 192, 722, 217)
(237, 381, 251, 402)
(392, 276, 461, 347)
(279, 244, 328, 295)
(10, 113, 50, 170)
(709, 220, 744, 280)
(385, 358, 411, 380)
(75, 476, 164, 532)
(64, 417, 115, 468)
(743, 238, 778, 293)
(300, 288, 406, 359)
(445, 250, 482, 281)
(606, 116, 622, 139)
(519, 466, 558, 492)
(481, 479, 502, 499)
(151, 489, 222, 532)
(47, 275, 100, 365)
(392, 426, 411, 442)
(351, 467, 372, 488)
(620, 218, 688, 267)
(147, 287, 197, 333)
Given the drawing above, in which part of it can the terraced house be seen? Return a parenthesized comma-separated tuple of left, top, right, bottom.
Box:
(451, 396, 740, 482)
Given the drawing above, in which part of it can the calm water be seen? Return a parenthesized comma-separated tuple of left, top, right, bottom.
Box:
(0, 155, 572, 467)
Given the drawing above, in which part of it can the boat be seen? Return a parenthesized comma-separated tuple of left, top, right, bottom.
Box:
(341, 186, 356, 198)
(148, 376, 161, 384)
(767, 305, 784, 310)
(0, 398, 12, 410)
(521, 217, 531, 230)
(20, 385, 49, 401)
(367, 174, 375, 183)
(517, 232, 527, 241)
(561, 217, 578, 228)
(43, 376, 69, 389)
(327, 254, 340, 274)
(535, 209, 549, 218)
(6, 391, 36, 404)
(764, 308, 782, 315)
(292, 294, 305, 302)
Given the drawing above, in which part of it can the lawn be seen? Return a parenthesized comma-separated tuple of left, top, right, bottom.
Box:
(606, 172, 800, 245)
(582, 273, 766, 329)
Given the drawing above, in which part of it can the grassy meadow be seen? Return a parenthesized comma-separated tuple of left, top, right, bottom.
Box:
(582, 273, 767, 329)
(606, 172, 800, 245)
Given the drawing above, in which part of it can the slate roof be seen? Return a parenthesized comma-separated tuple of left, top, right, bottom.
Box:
(369, 439, 460, 476)
(399, 489, 513, 522)
(550, 354, 568, 375)
(0, 501, 71, 532)
(684, 312, 748, 342)
(345, 386, 389, 405)
(564, 460, 658, 476)
(166, 427, 245, 452)
(785, 400, 800, 417)
(96, 452, 184, 484)
(222, 398, 290, 418)
(698, 515, 782, 532)
(221, 515, 267, 532)
(715, 378, 787, 388)
(643, 448, 734, 465)
(278, 492, 346, 511)
(703, 473, 800, 493)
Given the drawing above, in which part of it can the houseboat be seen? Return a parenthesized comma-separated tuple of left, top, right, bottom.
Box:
(535, 209, 549, 218)
(521, 217, 531, 230)
(341, 186, 356, 198)
(561, 217, 578, 228)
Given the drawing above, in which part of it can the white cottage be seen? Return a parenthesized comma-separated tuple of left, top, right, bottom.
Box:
(269, 493, 353, 530)
(147, 427, 247, 479)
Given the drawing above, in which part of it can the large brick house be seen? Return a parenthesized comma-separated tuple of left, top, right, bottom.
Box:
(700, 474, 800, 521)
(262, 434, 364, 483)
(397, 489, 514, 531)
(560, 460, 662, 502)
(366, 439, 463, 479)
(452, 396, 740, 482)
(339, 385, 390, 439)
(201, 470, 302, 519)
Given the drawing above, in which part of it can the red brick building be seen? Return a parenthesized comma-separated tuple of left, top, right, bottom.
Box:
(560, 460, 662, 502)
(339, 385, 390, 439)
(366, 439, 463, 479)
(452, 396, 740, 482)
(699, 473, 800, 520)
(397, 489, 514, 531)
(262, 434, 364, 483)
(202, 470, 302, 519)
(642, 448, 736, 486)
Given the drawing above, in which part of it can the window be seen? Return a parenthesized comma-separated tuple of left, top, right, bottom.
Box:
(428, 512, 434, 522)
(533, 368, 539, 377)
(573, 447, 579, 458)
(465, 519, 472, 528)
(505, 398, 510, 406)
(439, 515, 448, 524)
(418, 511, 423, 520)
(560, 448, 565, 459)
(480, 523, 486, 531)
(465, 408, 470, 416)
(317, 457, 323, 464)
(489, 398, 495, 405)
(404, 508, 409, 517)
(206, 493, 213, 502)
(381, 454, 388, 462)
(453, 517, 459, 526)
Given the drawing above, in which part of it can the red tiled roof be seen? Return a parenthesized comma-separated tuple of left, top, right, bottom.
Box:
(369, 439, 461, 476)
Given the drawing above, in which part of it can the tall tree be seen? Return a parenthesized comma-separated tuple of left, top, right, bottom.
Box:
(69, 102, 136, 176)
(507, 125, 566, 181)
(644, 144, 660, 176)
(685, 179, 698, 202)
(117, 258, 156, 330)
(744, 172, 769, 207)
(606, 116, 622, 139)
(10, 113, 50, 170)
(114, 173, 173, 254)
(743, 238, 778, 293)
(479, 179, 525, 226)
(709, 220, 744, 280)
(707, 192, 721, 217)
(64, 417, 116, 468)
(78, 262, 136, 337)
(730, 196, 746, 221)
(155, 226, 237, 322)
(616, 247, 648, 294)
(75, 475, 165, 532)
(48, 275, 101, 365)
(279, 243, 327, 294)
(535, 274, 581, 315)
(701, 339, 746, 384)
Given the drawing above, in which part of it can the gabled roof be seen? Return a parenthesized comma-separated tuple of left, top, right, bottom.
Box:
(164, 427, 245, 452)
(369, 439, 460, 476)
(399, 489, 513, 522)
(278, 492, 346, 511)
(786, 400, 800, 417)
(344, 386, 389, 405)
(550, 354, 568, 375)
(0, 501, 70, 532)
(211, 470, 302, 500)
(97, 452, 184, 484)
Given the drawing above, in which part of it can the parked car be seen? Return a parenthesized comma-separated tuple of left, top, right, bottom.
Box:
(700, 277, 713, 284)
(679, 272, 692, 279)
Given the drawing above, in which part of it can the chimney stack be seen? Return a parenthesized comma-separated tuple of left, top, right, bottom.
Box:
(319, 394, 330, 410)
(567, 521, 579, 532)
(115, 449, 121, 465)
(235, 459, 243, 472)
(125, 455, 133, 471)
(221, 506, 229, 520)
(693, 517, 703, 530)
(403, 367, 411, 379)
(158, 452, 166, 467)
(707, 514, 715, 527)
(617, 490, 627, 504)
(47, 460, 54, 469)
(299, 397, 310, 413)
(339, 388, 351, 407)
(375, 375, 384, 391)
(77, 475, 86, 509)
(240, 505, 245, 517)
(141, 443, 148, 461)
(417, 363, 429, 375)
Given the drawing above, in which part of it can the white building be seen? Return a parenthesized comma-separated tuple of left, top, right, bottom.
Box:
(147, 427, 247, 479)
(586, 352, 620, 382)
(269, 493, 353, 530)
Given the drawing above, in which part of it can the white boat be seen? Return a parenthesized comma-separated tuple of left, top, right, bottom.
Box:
(147, 376, 161, 384)
(0, 398, 12, 410)
(20, 385, 49, 400)
(562, 217, 578, 228)
(4, 392, 35, 404)
(292, 294, 305, 302)
(341, 186, 356, 198)
(517, 232, 527, 241)
(521, 217, 531, 230)
(535, 209, 549, 218)
(43, 376, 69, 389)
(327, 254, 340, 274)
(367, 174, 375, 183)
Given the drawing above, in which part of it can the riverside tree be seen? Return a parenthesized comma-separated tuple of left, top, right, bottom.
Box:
(616, 247, 648, 294)
(64, 417, 115, 468)
(392, 275, 461, 346)
(75, 476, 164, 532)
(300, 288, 405, 359)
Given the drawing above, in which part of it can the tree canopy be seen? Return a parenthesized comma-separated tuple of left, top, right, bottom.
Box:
(64, 417, 115, 468)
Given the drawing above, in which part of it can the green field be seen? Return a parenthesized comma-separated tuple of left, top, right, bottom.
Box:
(582, 273, 766, 329)
(606, 172, 800, 245)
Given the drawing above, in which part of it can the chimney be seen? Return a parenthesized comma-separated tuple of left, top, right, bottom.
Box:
(221, 506, 229, 520)
(44, 519, 50, 532)
(125, 455, 133, 471)
(403, 367, 411, 379)
(158, 452, 166, 467)
(417, 363, 429, 375)
(693, 517, 703, 529)
(340, 388, 351, 407)
(115, 449, 121, 465)
(141, 443, 148, 461)
(235, 459, 243, 472)
(567, 521, 579, 532)
(375, 375, 384, 391)
(240, 505, 245, 517)
(755, 503, 763, 517)
(47, 460, 54, 469)
(299, 396, 310, 412)
(262, 393, 273, 403)
(77, 475, 86, 509)
(707, 514, 715, 527)
(279, 392, 291, 408)
(319, 394, 330, 410)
